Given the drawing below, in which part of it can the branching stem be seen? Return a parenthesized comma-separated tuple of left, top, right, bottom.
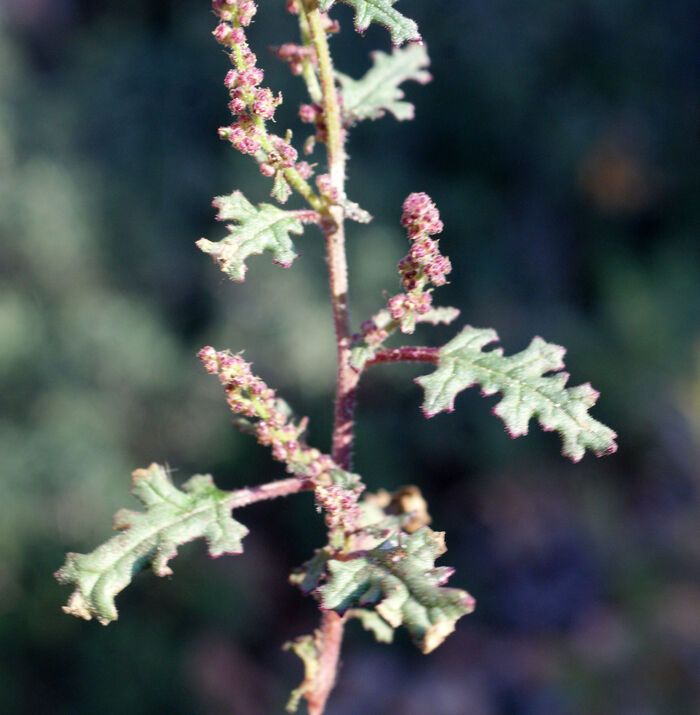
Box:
(304, 3, 355, 712)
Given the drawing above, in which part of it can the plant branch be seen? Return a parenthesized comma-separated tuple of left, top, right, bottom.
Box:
(228, 476, 315, 508)
(365, 346, 440, 368)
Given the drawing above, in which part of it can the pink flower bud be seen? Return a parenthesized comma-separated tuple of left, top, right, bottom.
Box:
(238, 67, 264, 87)
(299, 104, 318, 123)
(212, 23, 233, 45)
(295, 161, 312, 179)
(230, 27, 245, 44)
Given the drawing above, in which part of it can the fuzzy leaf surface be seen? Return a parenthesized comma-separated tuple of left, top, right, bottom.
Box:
(416, 326, 618, 462)
(337, 44, 431, 122)
(55, 463, 247, 625)
(318, 527, 474, 653)
(319, 0, 420, 45)
(196, 191, 303, 281)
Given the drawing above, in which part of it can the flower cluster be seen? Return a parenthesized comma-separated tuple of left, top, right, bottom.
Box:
(273, 43, 316, 76)
(199, 347, 335, 478)
(299, 102, 328, 152)
(212, 0, 311, 200)
(315, 484, 362, 535)
(388, 192, 451, 334)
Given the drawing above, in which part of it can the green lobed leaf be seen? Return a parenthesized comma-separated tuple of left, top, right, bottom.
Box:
(196, 191, 304, 281)
(319, 0, 420, 46)
(55, 463, 248, 625)
(416, 326, 618, 462)
(317, 527, 474, 654)
(337, 44, 431, 123)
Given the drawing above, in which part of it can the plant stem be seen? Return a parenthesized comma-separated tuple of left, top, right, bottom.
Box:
(228, 477, 315, 508)
(307, 3, 358, 472)
(366, 346, 440, 367)
(304, 4, 355, 713)
(306, 611, 345, 715)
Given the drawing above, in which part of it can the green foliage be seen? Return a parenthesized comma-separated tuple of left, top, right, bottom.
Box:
(46, 1, 624, 711)
(416, 326, 618, 462)
(55, 464, 247, 625)
(196, 191, 304, 282)
(321, 527, 473, 653)
(337, 44, 431, 123)
(294, 525, 474, 654)
(319, 0, 421, 45)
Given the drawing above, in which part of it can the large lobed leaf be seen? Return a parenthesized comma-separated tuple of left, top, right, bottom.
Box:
(314, 527, 474, 654)
(416, 326, 618, 462)
(55, 463, 248, 625)
(196, 191, 304, 281)
(337, 44, 431, 123)
(319, 0, 420, 46)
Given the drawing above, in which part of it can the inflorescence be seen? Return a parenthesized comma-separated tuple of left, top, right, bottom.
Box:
(359, 192, 452, 346)
(199, 347, 363, 536)
(212, 0, 315, 202)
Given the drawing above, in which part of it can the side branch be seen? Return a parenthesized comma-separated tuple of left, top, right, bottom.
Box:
(365, 346, 440, 368)
(229, 477, 315, 508)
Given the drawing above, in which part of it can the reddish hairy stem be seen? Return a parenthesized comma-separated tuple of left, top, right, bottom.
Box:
(228, 477, 314, 508)
(365, 346, 440, 367)
(306, 4, 352, 713)
(324, 213, 359, 470)
(306, 611, 345, 715)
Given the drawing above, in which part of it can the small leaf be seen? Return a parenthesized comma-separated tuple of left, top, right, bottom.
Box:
(55, 463, 247, 625)
(342, 198, 373, 223)
(196, 191, 304, 281)
(337, 44, 431, 123)
(290, 547, 333, 595)
(272, 170, 292, 204)
(347, 608, 394, 643)
(416, 326, 618, 462)
(327, 468, 363, 490)
(417, 306, 460, 326)
(318, 527, 474, 654)
(283, 633, 320, 713)
(319, 0, 420, 45)
(350, 344, 377, 370)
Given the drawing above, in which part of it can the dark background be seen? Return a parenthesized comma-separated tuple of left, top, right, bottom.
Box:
(1, 0, 698, 713)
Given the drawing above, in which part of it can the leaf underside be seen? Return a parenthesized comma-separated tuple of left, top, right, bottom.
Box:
(337, 44, 431, 123)
(319, 0, 421, 46)
(298, 527, 474, 654)
(416, 326, 618, 462)
(196, 191, 304, 281)
(55, 463, 247, 625)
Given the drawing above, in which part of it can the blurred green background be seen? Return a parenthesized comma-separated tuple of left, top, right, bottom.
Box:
(1, 0, 698, 713)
